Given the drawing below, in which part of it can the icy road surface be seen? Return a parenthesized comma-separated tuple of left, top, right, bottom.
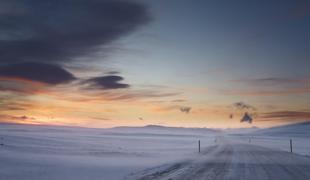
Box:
(131, 140, 310, 180)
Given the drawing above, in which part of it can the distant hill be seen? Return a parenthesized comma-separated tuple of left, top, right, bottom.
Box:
(107, 124, 220, 136)
(251, 121, 310, 137)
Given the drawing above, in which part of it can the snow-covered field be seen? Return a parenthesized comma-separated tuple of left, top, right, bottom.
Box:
(1, 122, 310, 180)
(227, 122, 310, 156)
(0, 123, 218, 180)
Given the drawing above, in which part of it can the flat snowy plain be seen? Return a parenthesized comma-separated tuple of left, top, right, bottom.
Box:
(0, 122, 310, 180)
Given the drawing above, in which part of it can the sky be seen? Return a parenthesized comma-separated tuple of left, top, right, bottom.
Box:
(0, 0, 310, 128)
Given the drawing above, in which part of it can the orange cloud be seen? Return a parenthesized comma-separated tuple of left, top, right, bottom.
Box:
(0, 114, 39, 124)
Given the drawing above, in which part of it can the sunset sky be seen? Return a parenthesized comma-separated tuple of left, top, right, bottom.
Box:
(1, 0, 310, 128)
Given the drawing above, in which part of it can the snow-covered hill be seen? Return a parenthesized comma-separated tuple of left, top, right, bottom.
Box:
(0, 123, 216, 180)
(252, 121, 310, 137)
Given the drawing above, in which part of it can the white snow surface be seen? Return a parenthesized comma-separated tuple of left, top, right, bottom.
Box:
(0, 123, 217, 180)
(228, 121, 310, 156)
(1, 122, 310, 180)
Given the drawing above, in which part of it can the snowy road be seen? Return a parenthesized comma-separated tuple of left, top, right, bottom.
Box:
(132, 140, 310, 180)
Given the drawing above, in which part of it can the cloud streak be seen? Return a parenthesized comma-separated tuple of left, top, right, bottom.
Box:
(82, 75, 130, 90)
(0, 62, 76, 85)
(233, 102, 256, 111)
(260, 111, 310, 121)
(222, 87, 310, 96)
(0, 114, 38, 124)
(231, 77, 308, 86)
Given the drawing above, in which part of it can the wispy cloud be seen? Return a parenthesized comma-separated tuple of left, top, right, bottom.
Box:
(179, 106, 191, 114)
(81, 75, 130, 90)
(0, 101, 33, 111)
(90, 117, 111, 121)
(152, 105, 191, 114)
(221, 87, 310, 96)
(233, 102, 256, 111)
(259, 110, 310, 121)
(0, 114, 38, 124)
(231, 77, 308, 86)
(95, 90, 180, 101)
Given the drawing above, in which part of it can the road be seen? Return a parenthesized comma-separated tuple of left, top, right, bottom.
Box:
(131, 140, 310, 180)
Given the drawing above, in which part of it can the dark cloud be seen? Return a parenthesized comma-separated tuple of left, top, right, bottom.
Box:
(0, 0, 150, 64)
(179, 106, 191, 114)
(289, 0, 310, 19)
(229, 114, 234, 119)
(0, 62, 76, 84)
(240, 112, 253, 123)
(107, 71, 120, 75)
(83, 75, 130, 90)
(233, 102, 256, 111)
(260, 111, 310, 120)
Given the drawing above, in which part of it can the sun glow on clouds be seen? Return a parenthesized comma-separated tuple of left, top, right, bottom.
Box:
(1, 80, 309, 128)
(1, 0, 310, 128)
(1, 70, 310, 128)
